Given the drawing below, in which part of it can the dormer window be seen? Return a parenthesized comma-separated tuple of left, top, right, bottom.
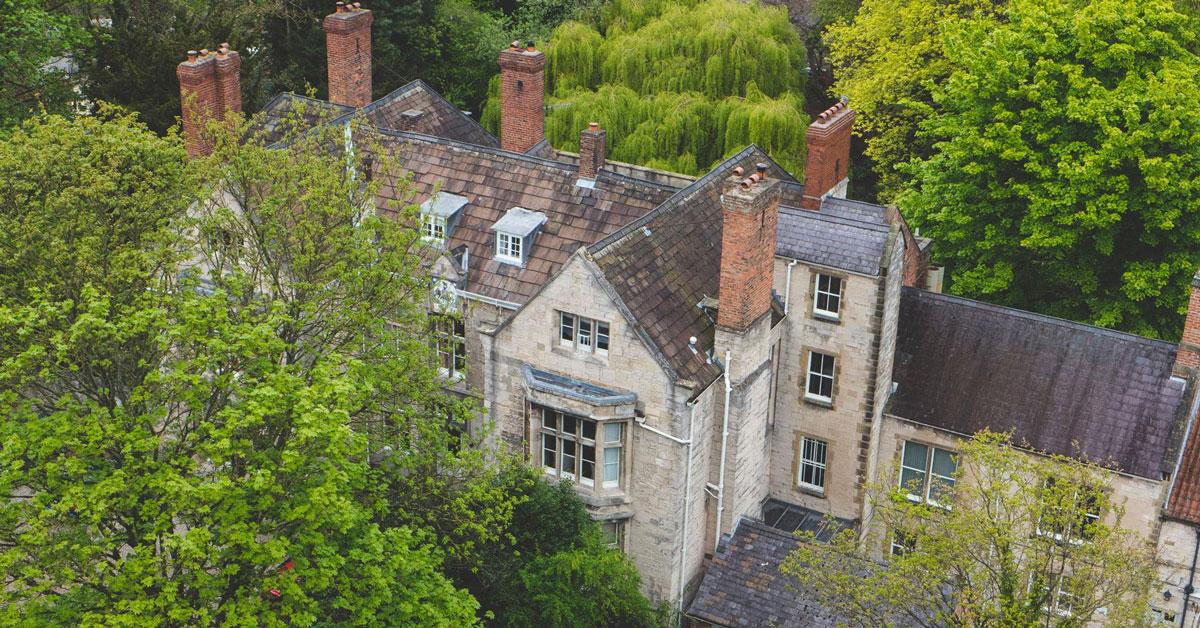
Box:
(490, 206, 548, 266)
(419, 192, 469, 247)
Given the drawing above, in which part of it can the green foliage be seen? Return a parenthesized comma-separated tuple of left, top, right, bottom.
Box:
(898, 0, 1200, 338)
(0, 0, 89, 125)
(0, 109, 493, 624)
(825, 0, 1002, 201)
(486, 0, 809, 175)
(782, 431, 1157, 627)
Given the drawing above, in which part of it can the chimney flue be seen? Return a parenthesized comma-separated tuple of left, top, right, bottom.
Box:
(177, 49, 219, 158)
(324, 3, 374, 108)
(1176, 270, 1200, 376)
(498, 41, 545, 153)
(578, 122, 606, 180)
(801, 98, 854, 210)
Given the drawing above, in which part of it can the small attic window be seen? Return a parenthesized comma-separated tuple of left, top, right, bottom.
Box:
(420, 192, 469, 246)
(491, 206, 548, 266)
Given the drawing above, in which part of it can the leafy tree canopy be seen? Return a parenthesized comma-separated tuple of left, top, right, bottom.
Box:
(899, 0, 1200, 338)
(484, 0, 810, 175)
(782, 431, 1157, 627)
(0, 108, 506, 625)
(0, 0, 89, 125)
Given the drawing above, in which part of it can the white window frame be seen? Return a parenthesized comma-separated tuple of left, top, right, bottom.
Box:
(1033, 574, 1076, 619)
(1035, 478, 1101, 545)
(422, 213, 446, 244)
(600, 519, 626, 550)
(558, 311, 610, 355)
(430, 314, 466, 381)
(797, 436, 828, 493)
(602, 422, 623, 488)
(813, 273, 843, 320)
(496, 232, 523, 264)
(899, 441, 956, 507)
(890, 530, 914, 557)
(805, 351, 836, 403)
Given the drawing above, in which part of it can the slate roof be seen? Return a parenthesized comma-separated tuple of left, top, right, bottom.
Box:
(891, 287, 1187, 479)
(686, 518, 847, 628)
(359, 80, 498, 147)
(367, 128, 679, 304)
(588, 146, 796, 387)
(252, 93, 354, 146)
(776, 206, 891, 276)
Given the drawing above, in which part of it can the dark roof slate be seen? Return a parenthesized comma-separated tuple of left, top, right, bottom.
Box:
(368, 129, 678, 304)
(891, 287, 1186, 479)
(589, 146, 796, 386)
(361, 80, 498, 147)
(775, 207, 891, 276)
(686, 519, 846, 628)
(252, 93, 354, 146)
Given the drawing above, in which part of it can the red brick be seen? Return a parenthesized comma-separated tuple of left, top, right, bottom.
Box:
(718, 171, 780, 330)
(214, 46, 241, 116)
(1177, 271, 1200, 375)
(579, 122, 605, 179)
(801, 100, 855, 210)
(324, 5, 373, 108)
(498, 42, 545, 153)
(177, 51, 220, 159)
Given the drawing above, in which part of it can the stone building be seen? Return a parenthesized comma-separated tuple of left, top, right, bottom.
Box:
(178, 4, 1200, 623)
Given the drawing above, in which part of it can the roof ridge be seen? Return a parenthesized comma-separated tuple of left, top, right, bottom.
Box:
(588, 145, 783, 255)
(903, 286, 1178, 349)
(360, 79, 498, 146)
(778, 205, 891, 232)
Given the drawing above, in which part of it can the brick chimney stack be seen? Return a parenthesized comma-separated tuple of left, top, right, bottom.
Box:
(498, 40, 545, 153)
(578, 122, 606, 179)
(717, 163, 781, 330)
(1176, 270, 1200, 376)
(214, 43, 242, 116)
(324, 2, 373, 108)
(801, 98, 855, 210)
(177, 49, 220, 158)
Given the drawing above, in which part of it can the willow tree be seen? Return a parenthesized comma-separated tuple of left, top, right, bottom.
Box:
(484, 0, 809, 175)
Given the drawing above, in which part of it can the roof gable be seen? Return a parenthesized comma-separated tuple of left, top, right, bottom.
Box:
(360, 80, 498, 147)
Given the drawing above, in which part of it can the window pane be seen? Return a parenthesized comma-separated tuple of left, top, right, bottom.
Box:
(604, 446, 620, 483)
(902, 442, 928, 470)
(582, 419, 596, 441)
(562, 414, 577, 437)
(542, 408, 556, 430)
(578, 319, 592, 348)
(900, 467, 926, 495)
(562, 440, 576, 478)
(581, 445, 595, 482)
(604, 422, 622, 443)
(512, 236, 521, 258)
(542, 433, 556, 469)
(560, 313, 574, 342)
(932, 448, 956, 478)
(596, 322, 610, 351)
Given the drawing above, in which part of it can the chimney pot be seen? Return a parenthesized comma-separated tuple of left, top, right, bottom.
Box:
(526, 40, 536, 51)
(187, 50, 198, 62)
(732, 166, 744, 177)
(200, 48, 210, 56)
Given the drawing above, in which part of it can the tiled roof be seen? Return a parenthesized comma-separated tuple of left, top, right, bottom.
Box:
(252, 93, 354, 146)
(891, 287, 1186, 479)
(1167, 403, 1200, 523)
(368, 128, 679, 304)
(360, 80, 499, 147)
(685, 518, 847, 627)
(775, 207, 891, 276)
(588, 147, 796, 387)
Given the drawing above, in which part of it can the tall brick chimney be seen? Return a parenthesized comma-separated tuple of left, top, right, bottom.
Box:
(578, 122, 606, 180)
(717, 164, 781, 330)
(214, 43, 242, 116)
(324, 2, 373, 108)
(498, 40, 545, 153)
(1176, 270, 1200, 376)
(801, 98, 855, 210)
(177, 49, 221, 159)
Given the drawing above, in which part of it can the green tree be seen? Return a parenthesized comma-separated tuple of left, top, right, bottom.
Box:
(484, 0, 809, 175)
(781, 431, 1157, 627)
(0, 109, 487, 624)
(0, 0, 89, 125)
(898, 0, 1200, 338)
(824, 0, 1002, 201)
